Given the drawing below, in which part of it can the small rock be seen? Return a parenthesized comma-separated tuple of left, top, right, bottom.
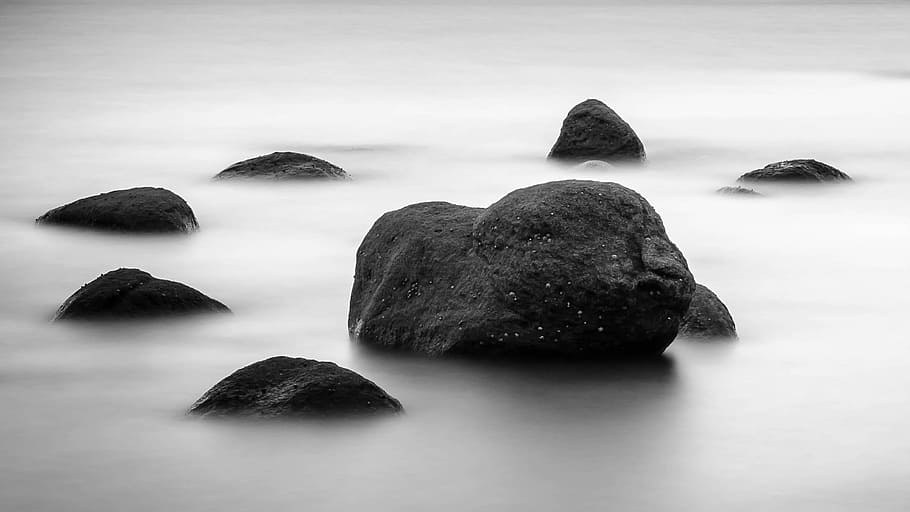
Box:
(737, 159, 851, 183)
(717, 186, 763, 197)
(548, 99, 646, 164)
(54, 268, 230, 320)
(188, 356, 403, 418)
(678, 284, 737, 339)
(36, 187, 198, 233)
(214, 152, 348, 180)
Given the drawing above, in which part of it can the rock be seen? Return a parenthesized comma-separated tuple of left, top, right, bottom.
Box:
(678, 284, 737, 339)
(214, 152, 348, 180)
(548, 99, 646, 164)
(188, 356, 403, 418)
(576, 160, 613, 170)
(54, 268, 230, 320)
(716, 186, 762, 197)
(349, 180, 694, 358)
(36, 187, 198, 233)
(737, 159, 851, 183)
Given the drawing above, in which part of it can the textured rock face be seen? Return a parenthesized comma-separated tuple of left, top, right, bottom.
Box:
(54, 268, 230, 320)
(349, 180, 694, 358)
(548, 99, 646, 164)
(678, 284, 737, 339)
(188, 356, 403, 418)
(737, 159, 851, 183)
(716, 186, 762, 197)
(36, 187, 198, 233)
(214, 152, 348, 180)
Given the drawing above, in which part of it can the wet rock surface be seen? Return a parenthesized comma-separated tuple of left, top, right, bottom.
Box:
(737, 159, 851, 183)
(36, 187, 198, 233)
(678, 284, 737, 339)
(349, 180, 694, 358)
(54, 268, 230, 320)
(188, 356, 403, 418)
(548, 99, 646, 164)
(214, 152, 348, 180)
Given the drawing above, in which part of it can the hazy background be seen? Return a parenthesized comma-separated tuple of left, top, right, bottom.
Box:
(1, 1, 909, 511)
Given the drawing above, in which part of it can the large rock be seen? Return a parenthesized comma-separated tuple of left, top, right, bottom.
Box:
(349, 180, 694, 358)
(214, 152, 348, 180)
(548, 99, 646, 164)
(54, 268, 230, 320)
(188, 356, 403, 418)
(737, 159, 851, 183)
(678, 284, 737, 339)
(36, 187, 198, 233)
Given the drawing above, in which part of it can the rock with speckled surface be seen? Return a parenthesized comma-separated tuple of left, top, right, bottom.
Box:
(348, 180, 694, 358)
(54, 268, 230, 321)
(36, 187, 198, 233)
(214, 152, 348, 180)
(188, 356, 403, 418)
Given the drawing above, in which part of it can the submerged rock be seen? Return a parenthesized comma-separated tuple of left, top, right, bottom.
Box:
(188, 356, 403, 418)
(214, 152, 348, 180)
(36, 187, 198, 233)
(737, 159, 851, 183)
(717, 186, 762, 197)
(576, 160, 613, 170)
(349, 180, 694, 358)
(548, 99, 646, 164)
(678, 284, 737, 339)
(54, 268, 229, 321)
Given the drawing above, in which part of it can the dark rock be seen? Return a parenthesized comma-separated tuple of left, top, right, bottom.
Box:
(36, 187, 198, 233)
(54, 268, 230, 321)
(716, 186, 762, 197)
(737, 159, 851, 183)
(349, 180, 694, 358)
(678, 284, 737, 339)
(548, 99, 646, 164)
(214, 152, 348, 180)
(188, 356, 403, 418)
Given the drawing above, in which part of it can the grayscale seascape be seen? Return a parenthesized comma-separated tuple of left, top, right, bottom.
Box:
(1, 1, 909, 510)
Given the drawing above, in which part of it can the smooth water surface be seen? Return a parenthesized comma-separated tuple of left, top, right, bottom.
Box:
(1, 1, 909, 510)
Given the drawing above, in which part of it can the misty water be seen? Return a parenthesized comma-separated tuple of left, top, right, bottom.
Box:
(2, 1, 909, 510)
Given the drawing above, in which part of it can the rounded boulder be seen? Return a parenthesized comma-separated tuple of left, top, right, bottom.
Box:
(214, 152, 348, 180)
(548, 99, 646, 164)
(737, 159, 851, 183)
(36, 187, 198, 233)
(188, 356, 403, 418)
(54, 268, 230, 320)
(349, 180, 694, 358)
(678, 284, 737, 339)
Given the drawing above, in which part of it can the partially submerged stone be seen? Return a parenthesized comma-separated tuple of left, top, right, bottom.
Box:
(717, 186, 762, 197)
(188, 356, 403, 418)
(214, 152, 348, 180)
(36, 187, 198, 233)
(54, 268, 230, 320)
(349, 180, 694, 358)
(548, 99, 646, 164)
(738, 159, 851, 183)
(678, 284, 737, 339)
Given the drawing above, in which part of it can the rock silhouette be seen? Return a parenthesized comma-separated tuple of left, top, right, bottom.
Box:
(54, 268, 229, 320)
(214, 152, 348, 180)
(738, 159, 851, 183)
(188, 356, 403, 418)
(548, 99, 646, 164)
(36, 187, 198, 233)
(349, 180, 694, 358)
(678, 284, 737, 339)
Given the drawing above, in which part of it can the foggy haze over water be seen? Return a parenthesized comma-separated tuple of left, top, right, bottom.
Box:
(1, 1, 909, 511)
